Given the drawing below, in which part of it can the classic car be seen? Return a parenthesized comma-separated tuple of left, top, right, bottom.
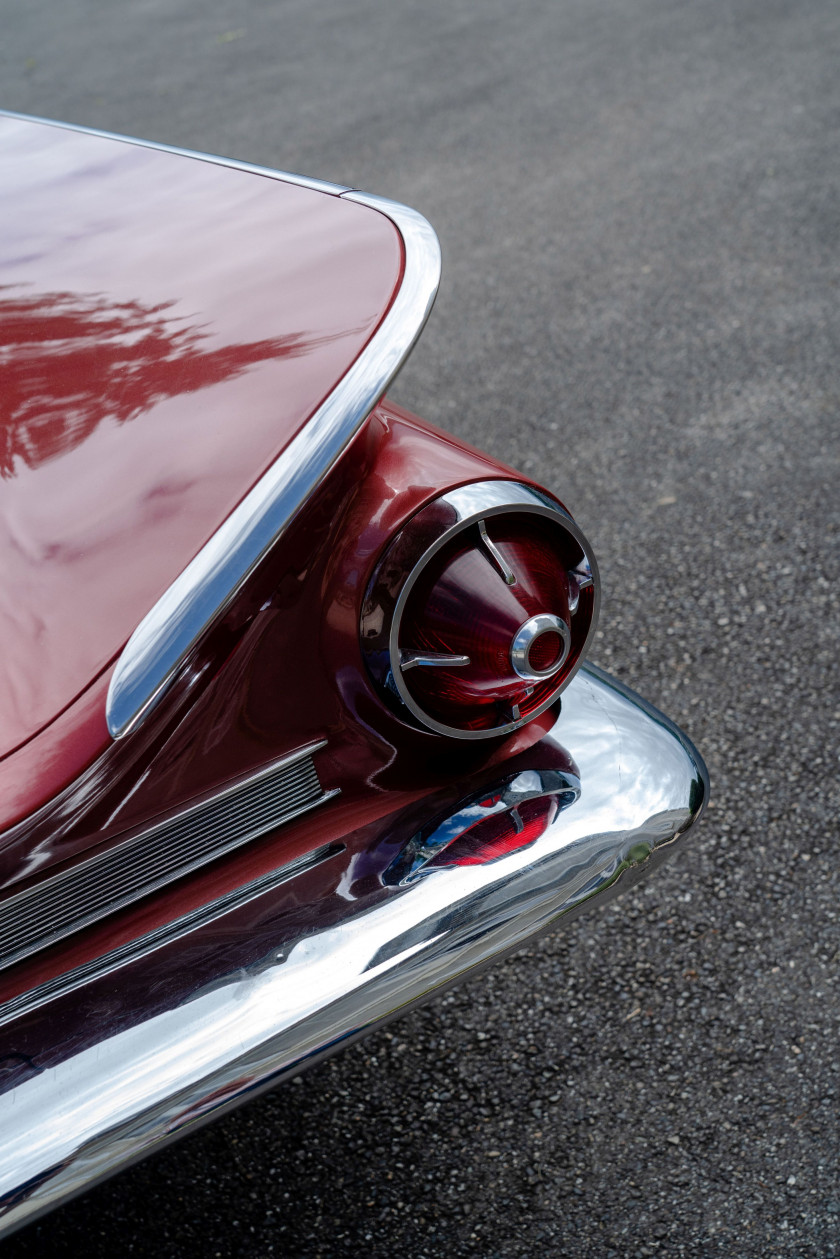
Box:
(0, 110, 708, 1238)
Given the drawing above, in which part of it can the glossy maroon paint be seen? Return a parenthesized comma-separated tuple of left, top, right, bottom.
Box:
(0, 672, 112, 833)
(0, 114, 403, 761)
(0, 403, 561, 903)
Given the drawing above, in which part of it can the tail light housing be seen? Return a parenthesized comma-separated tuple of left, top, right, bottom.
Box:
(383, 767, 581, 884)
(360, 481, 599, 739)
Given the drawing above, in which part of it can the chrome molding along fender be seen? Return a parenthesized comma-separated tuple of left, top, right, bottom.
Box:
(0, 742, 336, 975)
(0, 113, 442, 740)
(106, 185, 440, 737)
(0, 665, 708, 1239)
(0, 109, 351, 196)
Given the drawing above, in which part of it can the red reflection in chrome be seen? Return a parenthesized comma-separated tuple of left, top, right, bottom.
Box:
(400, 520, 572, 730)
(427, 793, 558, 867)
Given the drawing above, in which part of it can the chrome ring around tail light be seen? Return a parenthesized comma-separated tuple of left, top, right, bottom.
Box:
(359, 480, 600, 739)
(510, 613, 572, 681)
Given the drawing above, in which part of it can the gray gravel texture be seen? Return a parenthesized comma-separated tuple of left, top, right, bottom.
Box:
(1, 0, 839, 1255)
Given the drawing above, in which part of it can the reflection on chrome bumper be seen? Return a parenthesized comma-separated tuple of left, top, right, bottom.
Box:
(0, 665, 707, 1238)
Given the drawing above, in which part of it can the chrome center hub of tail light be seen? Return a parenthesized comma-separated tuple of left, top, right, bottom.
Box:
(510, 613, 571, 681)
(360, 481, 600, 740)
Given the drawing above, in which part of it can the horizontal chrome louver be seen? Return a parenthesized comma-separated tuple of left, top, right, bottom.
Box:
(0, 841, 344, 1029)
(0, 743, 336, 974)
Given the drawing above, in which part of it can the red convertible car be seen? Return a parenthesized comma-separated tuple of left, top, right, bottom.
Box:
(0, 111, 708, 1237)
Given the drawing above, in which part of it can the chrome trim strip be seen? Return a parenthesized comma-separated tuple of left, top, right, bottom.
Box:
(0, 109, 349, 195)
(478, 518, 518, 585)
(0, 741, 335, 972)
(5, 112, 440, 740)
(399, 651, 471, 671)
(0, 842, 345, 1031)
(0, 665, 708, 1239)
(0, 110, 441, 737)
(105, 186, 439, 736)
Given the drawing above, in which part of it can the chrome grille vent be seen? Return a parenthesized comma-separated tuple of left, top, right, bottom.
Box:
(0, 742, 335, 974)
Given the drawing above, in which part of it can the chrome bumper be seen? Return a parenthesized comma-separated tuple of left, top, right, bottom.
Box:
(0, 665, 707, 1238)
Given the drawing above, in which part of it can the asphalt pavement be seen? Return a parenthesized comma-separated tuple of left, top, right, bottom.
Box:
(1, 0, 839, 1255)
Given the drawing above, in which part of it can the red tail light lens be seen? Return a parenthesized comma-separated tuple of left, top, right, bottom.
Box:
(381, 766, 581, 884)
(426, 793, 558, 868)
(527, 630, 564, 673)
(398, 518, 581, 731)
(361, 481, 599, 740)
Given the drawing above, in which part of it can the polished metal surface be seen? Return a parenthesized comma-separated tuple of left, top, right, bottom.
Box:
(98, 171, 441, 738)
(362, 480, 601, 739)
(567, 562, 595, 614)
(0, 743, 334, 973)
(0, 109, 350, 197)
(0, 665, 707, 1238)
(510, 613, 571, 681)
(478, 517, 518, 585)
(399, 651, 471, 671)
(0, 842, 344, 1032)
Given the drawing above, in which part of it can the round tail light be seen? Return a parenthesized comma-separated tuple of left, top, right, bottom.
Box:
(360, 481, 599, 739)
